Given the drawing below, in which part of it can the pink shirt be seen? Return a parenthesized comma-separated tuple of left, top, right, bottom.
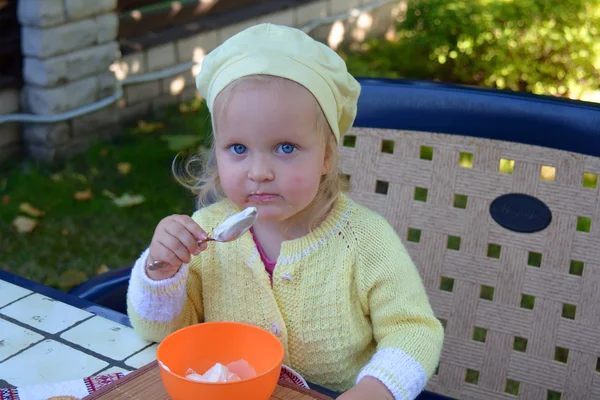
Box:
(250, 228, 276, 281)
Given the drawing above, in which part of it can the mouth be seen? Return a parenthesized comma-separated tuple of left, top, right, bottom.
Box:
(247, 193, 279, 204)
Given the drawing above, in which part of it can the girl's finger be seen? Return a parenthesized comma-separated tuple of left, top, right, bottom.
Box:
(165, 221, 200, 255)
(174, 215, 208, 242)
(152, 241, 183, 270)
(159, 233, 191, 264)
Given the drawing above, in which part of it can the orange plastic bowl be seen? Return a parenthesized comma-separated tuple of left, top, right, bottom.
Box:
(156, 321, 284, 400)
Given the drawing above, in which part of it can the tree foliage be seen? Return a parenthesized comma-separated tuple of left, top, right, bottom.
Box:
(342, 0, 600, 98)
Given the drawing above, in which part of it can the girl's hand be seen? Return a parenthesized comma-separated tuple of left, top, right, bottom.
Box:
(146, 215, 208, 281)
(337, 377, 394, 400)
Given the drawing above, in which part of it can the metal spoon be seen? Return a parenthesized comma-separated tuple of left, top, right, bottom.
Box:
(146, 207, 258, 271)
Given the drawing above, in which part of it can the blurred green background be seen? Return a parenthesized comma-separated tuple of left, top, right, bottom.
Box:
(342, 0, 600, 100)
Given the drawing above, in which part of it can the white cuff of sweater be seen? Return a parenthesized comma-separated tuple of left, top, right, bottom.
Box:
(128, 247, 190, 323)
(356, 347, 427, 400)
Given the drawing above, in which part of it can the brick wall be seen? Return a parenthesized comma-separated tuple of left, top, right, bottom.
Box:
(0, 88, 21, 163)
(16, 0, 120, 161)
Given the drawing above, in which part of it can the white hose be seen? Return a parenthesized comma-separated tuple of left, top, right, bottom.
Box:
(0, 0, 397, 125)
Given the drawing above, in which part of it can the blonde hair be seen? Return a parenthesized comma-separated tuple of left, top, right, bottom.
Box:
(174, 75, 347, 231)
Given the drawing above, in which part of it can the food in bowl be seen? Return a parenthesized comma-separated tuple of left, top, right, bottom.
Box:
(185, 359, 257, 382)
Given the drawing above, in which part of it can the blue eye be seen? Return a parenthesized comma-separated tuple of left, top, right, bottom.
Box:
(277, 143, 295, 154)
(229, 144, 247, 155)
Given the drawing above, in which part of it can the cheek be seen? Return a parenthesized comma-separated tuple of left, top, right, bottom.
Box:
(217, 155, 239, 175)
(285, 170, 321, 193)
(216, 159, 244, 189)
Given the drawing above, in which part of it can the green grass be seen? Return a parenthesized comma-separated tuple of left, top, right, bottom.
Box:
(0, 99, 212, 290)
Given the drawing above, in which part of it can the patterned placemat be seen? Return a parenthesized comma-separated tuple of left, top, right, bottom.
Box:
(83, 361, 333, 400)
(1, 373, 126, 400)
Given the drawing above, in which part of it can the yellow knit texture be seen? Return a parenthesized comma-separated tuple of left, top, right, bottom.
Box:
(128, 194, 444, 392)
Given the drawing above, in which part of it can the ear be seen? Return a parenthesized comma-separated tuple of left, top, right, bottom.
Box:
(321, 151, 331, 175)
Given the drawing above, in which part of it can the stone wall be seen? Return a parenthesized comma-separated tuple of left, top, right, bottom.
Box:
(16, 0, 120, 161)
(0, 0, 403, 163)
(0, 88, 21, 163)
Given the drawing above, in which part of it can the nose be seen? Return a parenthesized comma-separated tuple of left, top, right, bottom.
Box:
(247, 154, 274, 182)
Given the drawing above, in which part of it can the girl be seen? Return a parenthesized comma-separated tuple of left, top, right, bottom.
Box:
(127, 23, 444, 400)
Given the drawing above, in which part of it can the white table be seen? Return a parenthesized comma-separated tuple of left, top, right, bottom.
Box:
(0, 271, 157, 389)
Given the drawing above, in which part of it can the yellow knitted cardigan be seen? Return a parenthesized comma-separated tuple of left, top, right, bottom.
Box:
(127, 193, 444, 397)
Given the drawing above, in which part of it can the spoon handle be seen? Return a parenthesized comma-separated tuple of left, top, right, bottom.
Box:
(145, 259, 171, 271)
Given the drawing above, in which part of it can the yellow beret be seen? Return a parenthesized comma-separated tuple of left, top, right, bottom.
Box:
(195, 23, 361, 141)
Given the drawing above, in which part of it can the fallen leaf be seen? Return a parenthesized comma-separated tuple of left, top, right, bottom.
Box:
(74, 188, 93, 201)
(71, 173, 88, 184)
(19, 202, 45, 217)
(179, 102, 202, 113)
(102, 189, 116, 199)
(96, 264, 110, 275)
(12, 216, 37, 233)
(117, 162, 132, 175)
(2, 195, 10, 205)
(58, 269, 88, 290)
(61, 228, 69, 236)
(188, 98, 203, 112)
(135, 120, 166, 134)
(113, 193, 146, 207)
(50, 174, 63, 181)
(161, 135, 203, 152)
